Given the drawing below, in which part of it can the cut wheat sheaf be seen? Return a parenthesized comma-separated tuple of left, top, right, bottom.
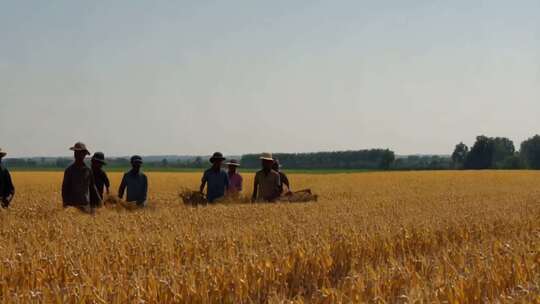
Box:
(0, 171, 540, 303)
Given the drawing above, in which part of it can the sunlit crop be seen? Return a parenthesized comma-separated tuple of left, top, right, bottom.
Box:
(0, 171, 539, 303)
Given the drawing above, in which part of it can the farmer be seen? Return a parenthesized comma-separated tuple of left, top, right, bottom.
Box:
(61, 142, 101, 212)
(226, 159, 243, 194)
(273, 158, 291, 195)
(252, 152, 281, 202)
(91, 152, 110, 205)
(0, 148, 15, 208)
(118, 155, 148, 207)
(200, 152, 229, 203)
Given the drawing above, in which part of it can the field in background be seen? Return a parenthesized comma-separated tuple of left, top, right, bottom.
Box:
(0, 171, 539, 303)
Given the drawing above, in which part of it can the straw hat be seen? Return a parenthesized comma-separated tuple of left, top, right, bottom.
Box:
(0, 148, 6, 158)
(69, 142, 90, 155)
(210, 152, 226, 163)
(259, 152, 274, 161)
(225, 159, 240, 167)
(92, 152, 106, 165)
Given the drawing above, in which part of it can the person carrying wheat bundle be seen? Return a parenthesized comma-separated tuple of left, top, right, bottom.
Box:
(0, 148, 15, 208)
(252, 152, 281, 203)
(90, 152, 110, 207)
(200, 152, 229, 203)
(118, 155, 148, 207)
(61, 142, 101, 213)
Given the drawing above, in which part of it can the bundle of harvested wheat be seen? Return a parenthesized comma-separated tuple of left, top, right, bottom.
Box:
(179, 189, 208, 206)
(279, 189, 318, 203)
(103, 195, 141, 211)
(103, 195, 121, 206)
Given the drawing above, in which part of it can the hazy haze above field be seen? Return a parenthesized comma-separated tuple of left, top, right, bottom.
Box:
(1, 1, 539, 157)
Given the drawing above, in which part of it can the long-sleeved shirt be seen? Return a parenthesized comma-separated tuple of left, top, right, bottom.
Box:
(119, 170, 148, 204)
(0, 165, 15, 198)
(92, 167, 110, 198)
(228, 172, 243, 193)
(277, 171, 290, 194)
(62, 163, 101, 207)
(202, 168, 229, 202)
(254, 169, 281, 202)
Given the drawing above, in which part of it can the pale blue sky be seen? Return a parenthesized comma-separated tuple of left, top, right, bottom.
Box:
(1, 1, 539, 157)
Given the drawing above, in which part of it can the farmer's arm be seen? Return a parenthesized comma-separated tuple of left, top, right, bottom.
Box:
(89, 171, 102, 204)
(6, 169, 14, 200)
(271, 174, 282, 201)
(104, 172, 111, 194)
(61, 169, 70, 205)
(2, 170, 15, 205)
(118, 174, 127, 199)
(251, 174, 258, 202)
(199, 171, 207, 193)
(142, 175, 148, 202)
(282, 173, 290, 190)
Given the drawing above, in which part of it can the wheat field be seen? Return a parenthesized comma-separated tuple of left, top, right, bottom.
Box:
(0, 171, 539, 303)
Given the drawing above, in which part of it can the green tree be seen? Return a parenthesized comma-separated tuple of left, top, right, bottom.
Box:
(378, 149, 395, 170)
(463, 136, 515, 169)
(451, 142, 468, 168)
(520, 135, 540, 169)
(464, 136, 494, 169)
(499, 154, 523, 169)
(492, 137, 515, 168)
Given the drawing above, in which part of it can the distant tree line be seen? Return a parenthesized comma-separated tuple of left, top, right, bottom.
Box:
(393, 155, 453, 170)
(4, 135, 540, 171)
(241, 150, 395, 170)
(3, 150, 397, 171)
(2, 156, 208, 170)
(451, 135, 540, 169)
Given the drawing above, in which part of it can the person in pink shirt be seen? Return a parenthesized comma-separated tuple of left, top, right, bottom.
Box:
(226, 159, 243, 194)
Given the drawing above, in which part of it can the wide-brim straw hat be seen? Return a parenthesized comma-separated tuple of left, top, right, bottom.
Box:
(0, 148, 6, 158)
(69, 142, 90, 155)
(210, 152, 226, 163)
(259, 152, 274, 161)
(92, 152, 107, 165)
(226, 159, 240, 167)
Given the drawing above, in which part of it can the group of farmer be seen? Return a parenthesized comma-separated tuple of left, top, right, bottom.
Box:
(200, 151, 291, 203)
(0, 142, 292, 210)
(62, 142, 148, 212)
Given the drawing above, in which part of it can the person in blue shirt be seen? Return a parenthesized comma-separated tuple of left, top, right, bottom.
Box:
(119, 155, 148, 207)
(200, 152, 229, 203)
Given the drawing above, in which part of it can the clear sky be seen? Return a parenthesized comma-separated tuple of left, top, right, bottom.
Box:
(1, 1, 539, 157)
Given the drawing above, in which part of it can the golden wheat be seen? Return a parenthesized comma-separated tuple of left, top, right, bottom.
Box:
(0, 171, 539, 303)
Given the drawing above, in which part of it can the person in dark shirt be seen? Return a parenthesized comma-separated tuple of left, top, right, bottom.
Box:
(273, 158, 291, 195)
(0, 148, 15, 208)
(119, 155, 148, 207)
(91, 152, 110, 207)
(62, 142, 101, 213)
(200, 152, 229, 203)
